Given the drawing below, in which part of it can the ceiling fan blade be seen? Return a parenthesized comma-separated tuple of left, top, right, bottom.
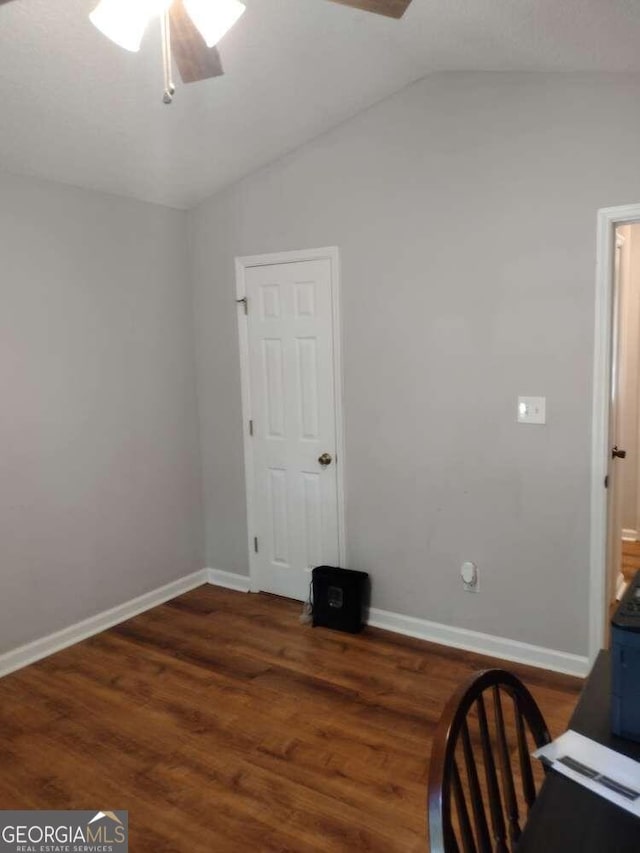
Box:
(169, 0, 224, 84)
(0, 1, 19, 5)
(327, 0, 412, 18)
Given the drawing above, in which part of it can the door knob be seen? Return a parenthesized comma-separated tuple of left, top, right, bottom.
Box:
(612, 446, 627, 459)
(318, 452, 333, 467)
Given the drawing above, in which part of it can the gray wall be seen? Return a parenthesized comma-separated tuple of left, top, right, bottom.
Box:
(0, 171, 203, 653)
(191, 72, 640, 658)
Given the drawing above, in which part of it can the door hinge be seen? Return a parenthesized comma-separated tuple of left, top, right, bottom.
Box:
(236, 296, 248, 315)
(249, 419, 254, 437)
(254, 536, 259, 553)
(605, 475, 609, 489)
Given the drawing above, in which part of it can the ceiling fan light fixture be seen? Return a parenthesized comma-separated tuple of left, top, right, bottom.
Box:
(90, 0, 151, 52)
(183, 0, 246, 48)
(90, 0, 172, 52)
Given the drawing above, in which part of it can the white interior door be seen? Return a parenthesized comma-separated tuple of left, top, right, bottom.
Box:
(241, 254, 342, 600)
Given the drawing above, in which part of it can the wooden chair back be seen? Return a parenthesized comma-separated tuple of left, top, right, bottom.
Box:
(428, 668, 551, 853)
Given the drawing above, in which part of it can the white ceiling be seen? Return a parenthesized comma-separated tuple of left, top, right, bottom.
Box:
(1, 0, 640, 209)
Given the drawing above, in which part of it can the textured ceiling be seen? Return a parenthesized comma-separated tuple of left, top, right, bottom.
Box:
(1, 0, 640, 208)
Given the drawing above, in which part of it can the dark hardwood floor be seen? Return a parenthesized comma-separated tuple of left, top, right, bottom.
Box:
(0, 585, 582, 851)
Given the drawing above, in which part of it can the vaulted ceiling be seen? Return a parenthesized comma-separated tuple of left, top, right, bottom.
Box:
(1, 0, 640, 208)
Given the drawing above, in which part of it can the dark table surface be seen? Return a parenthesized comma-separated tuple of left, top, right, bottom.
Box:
(517, 650, 640, 852)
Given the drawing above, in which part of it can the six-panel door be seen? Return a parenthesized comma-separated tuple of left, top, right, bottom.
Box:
(246, 259, 340, 600)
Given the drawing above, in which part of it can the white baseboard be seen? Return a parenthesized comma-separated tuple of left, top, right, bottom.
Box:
(367, 607, 590, 678)
(0, 569, 209, 679)
(622, 529, 638, 541)
(207, 568, 251, 593)
(205, 569, 588, 677)
(0, 566, 588, 681)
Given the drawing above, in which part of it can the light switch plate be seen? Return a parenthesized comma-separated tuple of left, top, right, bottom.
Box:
(517, 396, 546, 425)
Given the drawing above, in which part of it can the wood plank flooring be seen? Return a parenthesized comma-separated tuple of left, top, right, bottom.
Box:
(0, 585, 582, 851)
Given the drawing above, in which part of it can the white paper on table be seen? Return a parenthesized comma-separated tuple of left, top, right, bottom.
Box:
(533, 729, 640, 819)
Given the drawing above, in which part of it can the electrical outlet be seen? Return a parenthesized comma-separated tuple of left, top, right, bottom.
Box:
(461, 561, 479, 593)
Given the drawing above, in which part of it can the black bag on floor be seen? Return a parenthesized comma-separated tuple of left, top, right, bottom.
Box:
(311, 566, 369, 634)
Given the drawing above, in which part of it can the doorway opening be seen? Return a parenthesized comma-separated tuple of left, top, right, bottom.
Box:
(607, 223, 640, 613)
(591, 205, 640, 663)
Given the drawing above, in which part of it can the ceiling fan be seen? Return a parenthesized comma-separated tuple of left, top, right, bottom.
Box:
(0, 0, 413, 103)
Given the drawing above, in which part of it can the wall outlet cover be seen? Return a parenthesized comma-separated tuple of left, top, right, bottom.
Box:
(461, 561, 479, 593)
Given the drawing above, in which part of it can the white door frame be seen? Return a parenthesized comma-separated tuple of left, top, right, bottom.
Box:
(235, 246, 347, 594)
(590, 204, 640, 662)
